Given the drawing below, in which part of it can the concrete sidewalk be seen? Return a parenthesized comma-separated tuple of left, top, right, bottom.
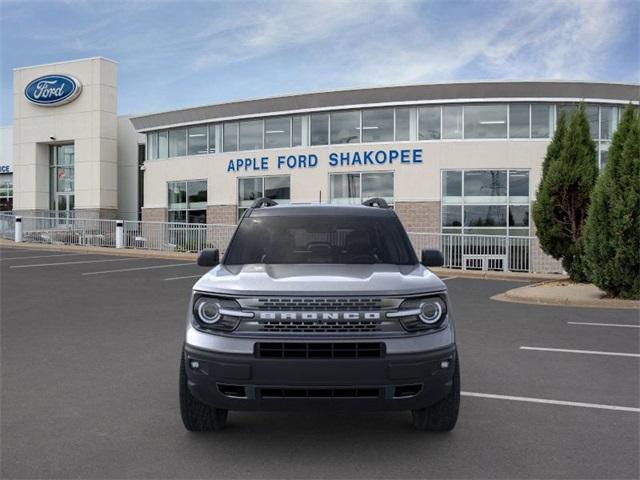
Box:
(493, 280, 640, 309)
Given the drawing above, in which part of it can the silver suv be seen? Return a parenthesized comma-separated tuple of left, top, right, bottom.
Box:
(179, 198, 459, 432)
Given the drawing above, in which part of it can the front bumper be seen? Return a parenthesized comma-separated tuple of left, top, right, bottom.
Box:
(183, 342, 457, 411)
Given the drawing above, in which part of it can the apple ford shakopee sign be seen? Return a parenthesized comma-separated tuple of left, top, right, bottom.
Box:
(24, 74, 82, 106)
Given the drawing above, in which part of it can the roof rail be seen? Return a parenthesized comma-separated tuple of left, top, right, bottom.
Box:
(250, 197, 279, 208)
(362, 197, 389, 209)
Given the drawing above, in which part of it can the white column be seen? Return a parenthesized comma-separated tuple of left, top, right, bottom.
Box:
(14, 216, 23, 243)
(116, 220, 124, 248)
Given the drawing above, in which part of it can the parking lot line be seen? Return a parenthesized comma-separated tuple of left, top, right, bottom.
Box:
(164, 274, 203, 281)
(10, 258, 135, 269)
(82, 263, 194, 275)
(568, 321, 640, 329)
(461, 391, 640, 413)
(1, 253, 87, 261)
(520, 346, 640, 358)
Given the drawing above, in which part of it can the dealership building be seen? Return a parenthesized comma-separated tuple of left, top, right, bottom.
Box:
(5, 57, 639, 239)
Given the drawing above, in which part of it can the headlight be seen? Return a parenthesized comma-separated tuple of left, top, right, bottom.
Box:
(418, 298, 445, 324)
(192, 294, 249, 331)
(195, 298, 221, 324)
(387, 295, 447, 331)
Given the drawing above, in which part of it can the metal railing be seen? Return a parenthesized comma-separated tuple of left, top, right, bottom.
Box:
(19, 216, 118, 247)
(0, 213, 15, 240)
(122, 220, 235, 253)
(407, 232, 563, 274)
(1, 212, 564, 274)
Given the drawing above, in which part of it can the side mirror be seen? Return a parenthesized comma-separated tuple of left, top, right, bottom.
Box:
(197, 248, 220, 267)
(421, 249, 444, 267)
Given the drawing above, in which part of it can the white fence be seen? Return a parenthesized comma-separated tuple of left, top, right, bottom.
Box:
(0, 213, 563, 274)
(407, 232, 563, 274)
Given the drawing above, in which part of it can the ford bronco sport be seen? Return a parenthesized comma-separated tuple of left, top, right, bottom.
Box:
(180, 198, 460, 432)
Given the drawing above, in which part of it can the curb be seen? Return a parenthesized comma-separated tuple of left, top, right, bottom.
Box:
(492, 283, 640, 310)
(429, 267, 565, 282)
(0, 238, 197, 261)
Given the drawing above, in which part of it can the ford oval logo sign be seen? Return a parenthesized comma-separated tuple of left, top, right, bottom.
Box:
(24, 74, 82, 106)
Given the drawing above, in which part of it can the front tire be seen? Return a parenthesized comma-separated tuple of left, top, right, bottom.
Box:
(412, 357, 460, 432)
(179, 351, 228, 432)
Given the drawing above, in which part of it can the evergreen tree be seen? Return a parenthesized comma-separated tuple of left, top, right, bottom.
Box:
(533, 104, 598, 281)
(584, 106, 640, 299)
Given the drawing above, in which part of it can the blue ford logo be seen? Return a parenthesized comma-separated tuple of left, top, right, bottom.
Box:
(24, 74, 82, 106)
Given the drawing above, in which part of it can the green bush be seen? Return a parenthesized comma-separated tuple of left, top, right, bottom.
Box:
(584, 106, 640, 299)
(533, 105, 598, 281)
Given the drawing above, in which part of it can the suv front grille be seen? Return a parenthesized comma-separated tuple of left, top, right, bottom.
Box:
(256, 342, 384, 359)
(260, 387, 381, 398)
(253, 297, 383, 311)
(260, 319, 381, 333)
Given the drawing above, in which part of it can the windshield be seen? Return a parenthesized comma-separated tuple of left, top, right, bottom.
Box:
(224, 214, 417, 265)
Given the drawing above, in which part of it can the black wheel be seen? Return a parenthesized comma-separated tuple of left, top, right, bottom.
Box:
(179, 352, 228, 432)
(412, 357, 460, 432)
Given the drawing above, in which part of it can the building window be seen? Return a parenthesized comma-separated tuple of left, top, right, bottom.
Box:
(292, 116, 303, 147)
(585, 104, 599, 140)
(49, 144, 75, 218)
(187, 126, 208, 156)
(464, 104, 507, 139)
(169, 128, 187, 157)
(395, 107, 411, 141)
(239, 119, 263, 151)
(147, 132, 158, 160)
(168, 180, 207, 223)
(441, 169, 529, 236)
(223, 122, 239, 152)
(208, 124, 217, 153)
(310, 113, 329, 145)
(600, 106, 619, 140)
(362, 108, 394, 143)
(509, 104, 529, 139)
(531, 104, 552, 138)
(158, 131, 168, 159)
(0, 173, 12, 211)
(265, 117, 291, 149)
(442, 105, 463, 139)
(330, 110, 360, 144)
(419, 106, 441, 140)
(330, 172, 394, 205)
(238, 175, 290, 219)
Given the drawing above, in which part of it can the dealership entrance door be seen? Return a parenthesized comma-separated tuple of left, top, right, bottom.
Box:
(50, 144, 75, 221)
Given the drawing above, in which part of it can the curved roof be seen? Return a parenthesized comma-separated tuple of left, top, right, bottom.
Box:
(131, 81, 639, 131)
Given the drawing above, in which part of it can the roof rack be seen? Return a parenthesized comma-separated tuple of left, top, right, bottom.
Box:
(362, 197, 389, 209)
(250, 197, 279, 208)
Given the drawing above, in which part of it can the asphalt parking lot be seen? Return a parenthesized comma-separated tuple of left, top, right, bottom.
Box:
(1, 245, 638, 479)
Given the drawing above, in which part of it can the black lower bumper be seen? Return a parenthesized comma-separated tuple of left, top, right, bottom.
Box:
(183, 343, 457, 411)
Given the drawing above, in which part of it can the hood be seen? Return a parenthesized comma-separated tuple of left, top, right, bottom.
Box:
(193, 263, 446, 296)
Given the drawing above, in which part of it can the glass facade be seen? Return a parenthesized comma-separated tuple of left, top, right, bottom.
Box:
(144, 103, 624, 168)
(330, 110, 360, 144)
(0, 173, 12, 211)
(330, 172, 394, 205)
(49, 144, 75, 219)
(442, 169, 529, 236)
(168, 180, 207, 223)
(238, 175, 290, 219)
(362, 108, 394, 143)
(464, 104, 507, 139)
(419, 106, 440, 140)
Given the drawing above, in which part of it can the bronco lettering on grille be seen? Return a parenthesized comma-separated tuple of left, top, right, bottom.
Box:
(258, 312, 381, 321)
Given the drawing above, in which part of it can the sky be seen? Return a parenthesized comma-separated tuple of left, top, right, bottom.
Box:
(0, 0, 638, 126)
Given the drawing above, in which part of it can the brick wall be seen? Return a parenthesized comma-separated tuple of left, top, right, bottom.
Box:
(207, 205, 237, 225)
(141, 208, 167, 223)
(394, 201, 441, 233)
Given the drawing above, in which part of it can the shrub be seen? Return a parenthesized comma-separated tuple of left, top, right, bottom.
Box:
(584, 106, 640, 299)
(533, 105, 598, 281)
